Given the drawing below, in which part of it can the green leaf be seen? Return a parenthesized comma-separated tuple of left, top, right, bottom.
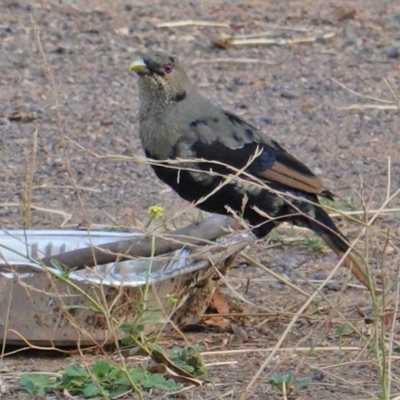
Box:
(337, 323, 354, 337)
(60, 365, 90, 393)
(142, 373, 178, 391)
(109, 384, 131, 397)
(393, 346, 400, 353)
(63, 364, 89, 378)
(269, 372, 294, 386)
(295, 377, 311, 389)
(168, 345, 207, 378)
(149, 342, 164, 354)
(18, 374, 55, 396)
(83, 382, 101, 397)
(128, 346, 141, 356)
(139, 311, 164, 325)
(20, 379, 36, 395)
(128, 367, 147, 384)
(109, 367, 124, 380)
(120, 321, 145, 345)
(92, 360, 112, 379)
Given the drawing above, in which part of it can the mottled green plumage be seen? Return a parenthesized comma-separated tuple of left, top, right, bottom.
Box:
(130, 50, 374, 292)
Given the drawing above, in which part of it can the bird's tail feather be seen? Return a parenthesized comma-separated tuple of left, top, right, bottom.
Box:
(320, 232, 374, 293)
(311, 207, 375, 294)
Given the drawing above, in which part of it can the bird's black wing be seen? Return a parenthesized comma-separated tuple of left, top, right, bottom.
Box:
(187, 110, 329, 197)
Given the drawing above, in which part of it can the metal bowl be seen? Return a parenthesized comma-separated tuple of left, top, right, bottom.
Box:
(0, 229, 247, 346)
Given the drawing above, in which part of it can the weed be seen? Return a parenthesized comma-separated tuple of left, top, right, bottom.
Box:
(19, 359, 179, 398)
(268, 371, 310, 395)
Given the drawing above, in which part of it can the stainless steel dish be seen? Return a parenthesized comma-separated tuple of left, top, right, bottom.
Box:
(0, 229, 247, 346)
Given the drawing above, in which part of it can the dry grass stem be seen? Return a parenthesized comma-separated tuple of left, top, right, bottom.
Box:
(33, 20, 86, 221)
(0, 203, 72, 226)
(340, 104, 398, 110)
(21, 128, 38, 229)
(240, 252, 310, 298)
(332, 78, 395, 104)
(201, 346, 362, 356)
(191, 57, 286, 66)
(157, 20, 230, 28)
(240, 238, 364, 398)
(216, 31, 335, 48)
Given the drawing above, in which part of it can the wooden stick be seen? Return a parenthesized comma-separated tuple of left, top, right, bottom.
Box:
(157, 20, 229, 28)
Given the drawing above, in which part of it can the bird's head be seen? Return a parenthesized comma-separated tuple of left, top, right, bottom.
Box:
(130, 51, 190, 105)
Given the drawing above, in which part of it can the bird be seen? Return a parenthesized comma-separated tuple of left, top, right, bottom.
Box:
(129, 50, 373, 292)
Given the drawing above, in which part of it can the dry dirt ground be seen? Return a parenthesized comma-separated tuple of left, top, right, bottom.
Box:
(1, 0, 400, 399)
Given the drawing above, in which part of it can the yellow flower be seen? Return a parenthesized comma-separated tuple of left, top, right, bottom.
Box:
(147, 205, 164, 220)
(166, 293, 178, 306)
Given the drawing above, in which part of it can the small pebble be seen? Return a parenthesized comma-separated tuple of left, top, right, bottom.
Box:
(259, 115, 274, 124)
(387, 47, 400, 59)
(313, 273, 328, 281)
(274, 281, 285, 290)
(231, 325, 248, 342)
(280, 89, 301, 99)
(392, 13, 400, 24)
(312, 371, 325, 381)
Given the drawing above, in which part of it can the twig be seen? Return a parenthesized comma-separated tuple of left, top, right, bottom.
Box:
(240, 238, 362, 399)
(32, 184, 101, 193)
(262, 24, 318, 33)
(204, 361, 237, 367)
(32, 19, 86, 223)
(201, 346, 361, 356)
(216, 31, 335, 48)
(191, 57, 286, 66)
(230, 31, 274, 39)
(328, 207, 400, 218)
(22, 128, 38, 229)
(383, 77, 400, 109)
(0, 203, 72, 226)
(387, 259, 400, 393)
(332, 78, 395, 104)
(386, 156, 391, 203)
(240, 253, 310, 298)
(242, 166, 400, 397)
(212, 267, 274, 313)
(157, 20, 230, 28)
(339, 104, 398, 111)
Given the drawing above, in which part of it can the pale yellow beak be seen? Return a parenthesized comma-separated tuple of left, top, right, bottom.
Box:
(129, 57, 149, 74)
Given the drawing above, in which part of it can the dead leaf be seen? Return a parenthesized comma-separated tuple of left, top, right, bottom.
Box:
(209, 287, 229, 314)
(116, 27, 130, 36)
(220, 337, 229, 347)
(212, 37, 233, 50)
(356, 306, 400, 326)
(332, 6, 358, 21)
(150, 347, 200, 379)
(383, 311, 400, 326)
(8, 111, 37, 123)
(203, 316, 231, 329)
(62, 389, 77, 399)
(149, 364, 205, 386)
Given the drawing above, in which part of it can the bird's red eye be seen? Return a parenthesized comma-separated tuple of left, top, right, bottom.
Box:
(163, 64, 173, 74)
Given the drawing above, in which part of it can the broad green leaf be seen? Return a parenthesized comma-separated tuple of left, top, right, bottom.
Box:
(18, 375, 55, 396)
(295, 377, 311, 389)
(83, 382, 101, 397)
(92, 360, 112, 379)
